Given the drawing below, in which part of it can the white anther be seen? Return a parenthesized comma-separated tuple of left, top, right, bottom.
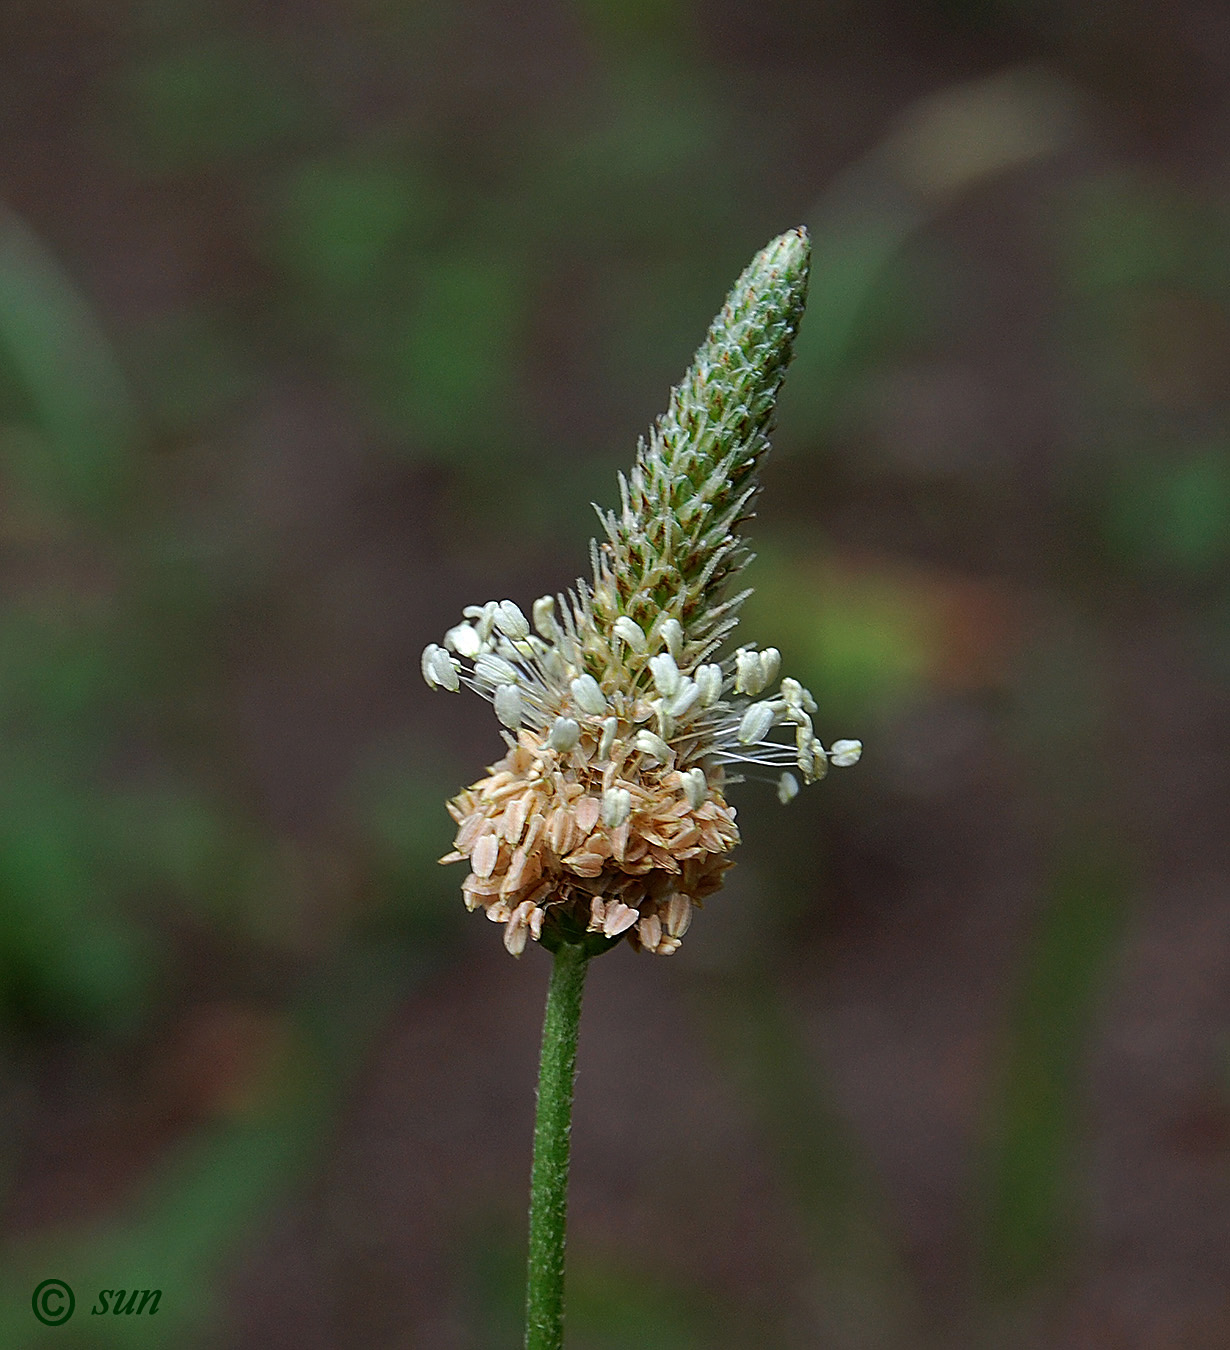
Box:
(468, 601, 499, 641)
(737, 701, 775, 744)
(780, 677, 803, 707)
(653, 701, 674, 740)
(633, 730, 670, 762)
(532, 595, 558, 639)
(659, 618, 684, 661)
(613, 616, 647, 652)
(734, 648, 760, 695)
(682, 767, 707, 809)
(494, 600, 530, 640)
(695, 663, 723, 706)
(649, 652, 681, 699)
(830, 739, 863, 767)
(777, 772, 799, 804)
(665, 678, 700, 720)
(474, 654, 519, 686)
(494, 683, 523, 729)
(598, 717, 618, 760)
(795, 725, 821, 778)
(548, 717, 581, 752)
(421, 643, 460, 692)
(570, 674, 606, 715)
(601, 787, 632, 828)
(760, 647, 781, 687)
(444, 623, 483, 658)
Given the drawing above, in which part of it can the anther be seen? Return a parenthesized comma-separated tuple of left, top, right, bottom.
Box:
(548, 717, 581, 752)
(737, 701, 775, 744)
(830, 739, 862, 767)
(494, 684, 523, 729)
(613, 616, 647, 653)
(570, 674, 607, 715)
(494, 600, 530, 640)
(601, 787, 632, 828)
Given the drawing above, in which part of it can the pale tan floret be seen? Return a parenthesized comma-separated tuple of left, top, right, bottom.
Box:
(442, 724, 738, 955)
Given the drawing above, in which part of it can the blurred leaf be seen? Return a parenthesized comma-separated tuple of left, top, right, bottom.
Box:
(1102, 446, 1230, 578)
(374, 249, 525, 455)
(125, 311, 258, 436)
(0, 949, 412, 1348)
(0, 602, 130, 742)
(698, 970, 915, 1349)
(271, 156, 442, 300)
(0, 207, 138, 516)
(344, 746, 465, 950)
(742, 548, 938, 721)
(976, 838, 1131, 1293)
(1060, 174, 1205, 297)
(119, 40, 309, 170)
(0, 808, 153, 1035)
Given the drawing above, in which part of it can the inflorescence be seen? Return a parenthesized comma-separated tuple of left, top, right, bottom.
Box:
(422, 228, 860, 957)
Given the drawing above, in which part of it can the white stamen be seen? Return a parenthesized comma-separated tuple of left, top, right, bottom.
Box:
(613, 616, 647, 652)
(601, 787, 632, 827)
(737, 701, 775, 744)
(665, 678, 700, 720)
(734, 648, 760, 695)
(633, 730, 670, 762)
(474, 654, 519, 686)
(649, 652, 681, 698)
(760, 647, 781, 687)
(494, 683, 523, 729)
(532, 595, 558, 639)
(494, 600, 530, 640)
(598, 716, 618, 760)
(660, 618, 684, 661)
(548, 717, 581, 751)
(571, 674, 607, 715)
(830, 739, 863, 767)
(421, 643, 460, 691)
(444, 623, 483, 658)
(777, 771, 799, 804)
(695, 663, 723, 706)
(682, 767, 707, 809)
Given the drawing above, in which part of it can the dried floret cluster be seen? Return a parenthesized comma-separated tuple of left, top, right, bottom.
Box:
(423, 229, 860, 956)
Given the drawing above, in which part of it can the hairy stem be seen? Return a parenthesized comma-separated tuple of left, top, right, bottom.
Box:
(524, 940, 589, 1350)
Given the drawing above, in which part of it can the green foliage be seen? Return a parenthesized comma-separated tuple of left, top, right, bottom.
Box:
(271, 156, 443, 301)
(1102, 446, 1230, 578)
(0, 212, 138, 517)
(119, 40, 310, 170)
(976, 841, 1131, 1292)
(742, 548, 934, 722)
(377, 249, 526, 452)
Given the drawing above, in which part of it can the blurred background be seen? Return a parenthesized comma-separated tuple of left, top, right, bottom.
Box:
(0, 1, 1227, 1346)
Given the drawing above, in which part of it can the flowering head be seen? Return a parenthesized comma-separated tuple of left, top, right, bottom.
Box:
(424, 228, 860, 957)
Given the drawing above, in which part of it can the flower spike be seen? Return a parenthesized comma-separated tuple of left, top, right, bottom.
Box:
(423, 228, 860, 956)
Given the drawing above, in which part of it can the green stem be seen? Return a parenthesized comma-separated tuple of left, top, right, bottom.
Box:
(524, 940, 589, 1350)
